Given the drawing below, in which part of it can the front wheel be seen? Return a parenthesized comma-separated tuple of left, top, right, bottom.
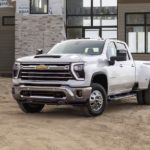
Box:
(84, 83, 107, 117)
(17, 102, 45, 113)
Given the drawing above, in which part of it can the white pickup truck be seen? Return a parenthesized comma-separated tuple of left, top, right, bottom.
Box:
(12, 39, 150, 116)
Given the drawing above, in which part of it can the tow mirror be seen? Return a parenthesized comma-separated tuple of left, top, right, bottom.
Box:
(36, 49, 43, 55)
(109, 56, 117, 65)
(117, 49, 127, 61)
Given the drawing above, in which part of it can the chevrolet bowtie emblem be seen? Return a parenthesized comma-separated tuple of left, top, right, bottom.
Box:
(36, 65, 48, 70)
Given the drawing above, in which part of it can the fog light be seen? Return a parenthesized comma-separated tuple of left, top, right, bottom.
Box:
(76, 90, 82, 97)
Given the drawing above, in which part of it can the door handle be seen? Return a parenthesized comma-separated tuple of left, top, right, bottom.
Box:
(120, 64, 123, 67)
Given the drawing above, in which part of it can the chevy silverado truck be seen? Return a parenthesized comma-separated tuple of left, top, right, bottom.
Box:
(12, 39, 150, 116)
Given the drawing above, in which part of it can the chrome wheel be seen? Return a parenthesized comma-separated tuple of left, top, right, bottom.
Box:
(89, 90, 104, 112)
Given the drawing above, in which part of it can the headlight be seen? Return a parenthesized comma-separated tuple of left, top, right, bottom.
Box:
(13, 62, 20, 78)
(72, 63, 85, 80)
(74, 64, 84, 71)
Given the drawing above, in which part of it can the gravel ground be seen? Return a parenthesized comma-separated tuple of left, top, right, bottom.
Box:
(0, 77, 150, 150)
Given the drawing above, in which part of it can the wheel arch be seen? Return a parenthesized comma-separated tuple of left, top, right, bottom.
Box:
(91, 72, 108, 94)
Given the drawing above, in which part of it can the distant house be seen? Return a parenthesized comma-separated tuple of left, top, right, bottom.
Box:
(0, 0, 150, 74)
(118, 0, 150, 60)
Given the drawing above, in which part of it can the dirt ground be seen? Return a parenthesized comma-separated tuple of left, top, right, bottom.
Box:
(0, 77, 150, 150)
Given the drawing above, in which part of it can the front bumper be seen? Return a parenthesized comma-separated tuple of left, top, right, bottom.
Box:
(12, 85, 92, 104)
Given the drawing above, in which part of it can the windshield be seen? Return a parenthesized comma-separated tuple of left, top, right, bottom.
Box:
(48, 40, 105, 55)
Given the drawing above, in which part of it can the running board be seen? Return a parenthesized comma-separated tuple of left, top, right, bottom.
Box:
(108, 93, 136, 101)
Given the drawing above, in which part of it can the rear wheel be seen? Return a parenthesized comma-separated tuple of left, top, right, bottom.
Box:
(136, 83, 150, 105)
(137, 91, 145, 105)
(143, 84, 150, 105)
(17, 102, 44, 113)
(84, 83, 107, 117)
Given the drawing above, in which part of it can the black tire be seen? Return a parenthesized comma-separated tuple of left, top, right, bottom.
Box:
(17, 102, 44, 113)
(137, 91, 145, 105)
(84, 83, 107, 117)
(143, 84, 150, 105)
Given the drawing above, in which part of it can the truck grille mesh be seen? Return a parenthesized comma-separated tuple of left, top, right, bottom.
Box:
(19, 63, 74, 81)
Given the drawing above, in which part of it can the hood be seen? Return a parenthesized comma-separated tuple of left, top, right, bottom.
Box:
(17, 54, 104, 64)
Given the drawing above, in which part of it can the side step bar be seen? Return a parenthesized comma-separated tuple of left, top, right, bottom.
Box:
(108, 93, 136, 101)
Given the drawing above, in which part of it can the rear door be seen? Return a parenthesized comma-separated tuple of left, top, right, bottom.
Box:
(115, 42, 136, 91)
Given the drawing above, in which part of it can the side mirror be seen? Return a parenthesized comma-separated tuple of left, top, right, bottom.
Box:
(117, 49, 127, 61)
(109, 56, 117, 65)
(36, 49, 43, 55)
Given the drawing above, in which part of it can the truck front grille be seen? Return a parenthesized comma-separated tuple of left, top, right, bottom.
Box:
(19, 63, 74, 81)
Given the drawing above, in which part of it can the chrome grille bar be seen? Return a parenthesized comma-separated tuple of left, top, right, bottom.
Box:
(19, 63, 74, 81)
(21, 72, 71, 75)
(21, 76, 73, 79)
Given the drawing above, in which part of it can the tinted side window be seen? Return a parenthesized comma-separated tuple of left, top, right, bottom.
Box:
(107, 42, 117, 59)
(116, 42, 130, 60)
(116, 43, 127, 50)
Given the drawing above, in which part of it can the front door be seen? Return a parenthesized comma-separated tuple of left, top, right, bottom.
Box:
(106, 42, 123, 94)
